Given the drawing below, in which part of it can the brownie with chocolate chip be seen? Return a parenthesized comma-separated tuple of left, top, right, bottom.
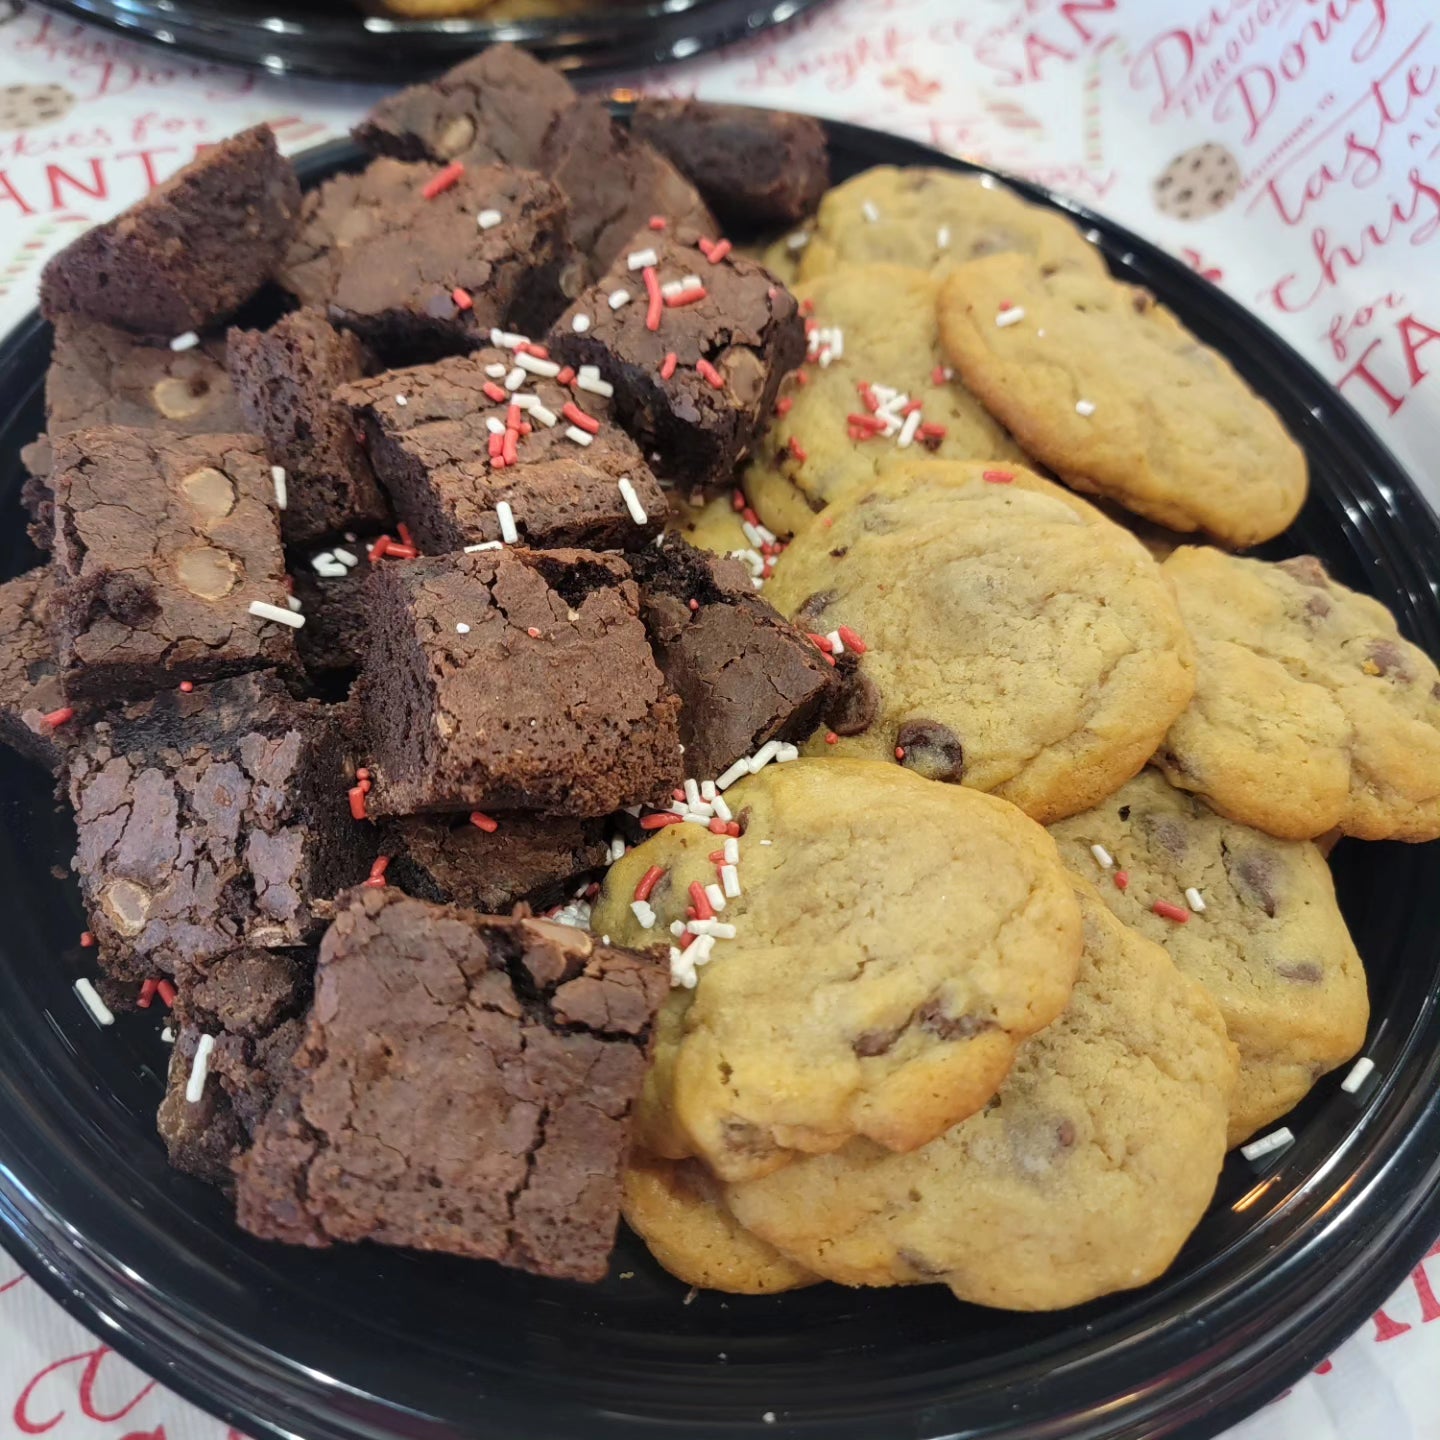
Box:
(279, 158, 570, 363)
(631, 100, 829, 230)
(49, 426, 298, 704)
(336, 349, 665, 553)
(67, 671, 373, 983)
(385, 811, 610, 914)
(227, 309, 391, 546)
(546, 229, 804, 486)
(360, 548, 682, 816)
(0, 567, 70, 772)
(633, 536, 833, 780)
(40, 126, 301, 338)
(234, 886, 668, 1280)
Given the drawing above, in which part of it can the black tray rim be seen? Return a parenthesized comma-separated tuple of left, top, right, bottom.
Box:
(0, 117, 1437, 1440)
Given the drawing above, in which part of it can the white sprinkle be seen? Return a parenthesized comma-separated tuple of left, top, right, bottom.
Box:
(682, 813, 711, 826)
(896, 409, 923, 449)
(669, 801, 689, 816)
(566, 425, 594, 447)
(995, 306, 1027, 328)
(1090, 843, 1114, 869)
(496, 501, 519, 545)
(618, 477, 649, 524)
(688, 920, 737, 940)
(477, 208, 504, 230)
(1037, 328, 1047, 338)
(530, 404, 559, 427)
(774, 743, 800, 762)
(169, 330, 199, 352)
(455, 623, 471, 634)
(512, 393, 538, 411)
(627, 247, 659, 270)
(785, 231, 810, 251)
(464, 541, 504, 552)
(723, 837, 740, 865)
(712, 794, 733, 823)
(1075, 399, 1097, 417)
(684, 778, 702, 808)
(826, 629, 844, 655)
(763, 1415, 777, 1426)
(517, 352, 561, 378)
(311, 557, 348, 579)
(716, 758, 751, 791)
(690, 933, 717, 969)
(661, 279, 685, 299)
(700, 780, 718, 802)
(1241, 1128, 1295, 1162)
(935, 365, 954, 382)
(271, 465, 288, 510)
(704, 883, 727, 913)
(1342, 1057, 1376, 1094)
(860, 200, 880, 223)
(485, 362, 508, 378)
(333, 548, 358, 567)
(609, 836, 628, 863)
(249, 600, 304, 629)
(670, 920, 686, 938)
(608, 289, 632, 310)
(395, 394, 408, 406)
(728, 548, 765, 578)
(1184, 886, 1206, 913)
(571, 313, 591, 333)
(486, 416, 507, 436)
(720, 864, 741, 899)
(504, 367, 526, 391)
(286, 594, 303, 612)
(161, 1026, 175, 1043)
(575, 370, 615, 398)
(937, 225, 951, 250)
(185, 1034, 216, 1104)
(670, 946, 696, 988)
(73, 978, 114, 1026)
(748, 739, 781, 774)
(630, 900, 657, 930)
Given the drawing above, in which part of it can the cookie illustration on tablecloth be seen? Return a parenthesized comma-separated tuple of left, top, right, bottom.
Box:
(0, 84, 75, 132)
(1152, 143, 1241, 220)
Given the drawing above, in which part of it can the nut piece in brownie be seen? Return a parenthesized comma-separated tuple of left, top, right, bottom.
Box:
(227, 310, 391, 546)
(40, 126, 301, 337)
(351, 44, 714, 281)
(336, 349, 665, 553)
(360, 548, 682, 816)
(0, 568, 70, 772)
(67, 671, 373, 981)
(633, 536, 833, 780)
(157, 948, 312, 1185)
(630, 100, 829, 230)
(547, 229, 804, 487)
(385, 812, 609, 914)
(49, 426, 297, 704)
(279, 158, 569, 362)
(234, 887, 668, 1280)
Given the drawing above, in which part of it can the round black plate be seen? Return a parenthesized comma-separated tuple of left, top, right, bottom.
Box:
(2, 120, 1439, 1440)
(31, 0, 828, 81)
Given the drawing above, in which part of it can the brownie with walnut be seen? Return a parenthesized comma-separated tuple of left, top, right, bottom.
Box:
(67, 671, 373, 983)
(336, 349, 665, 553)
(546, 228, 804, 487)
(234, 887, 668, 1281)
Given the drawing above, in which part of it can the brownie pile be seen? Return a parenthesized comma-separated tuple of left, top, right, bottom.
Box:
(1, 47, 832, 1282)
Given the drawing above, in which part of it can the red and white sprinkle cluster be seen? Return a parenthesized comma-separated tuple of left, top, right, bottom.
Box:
(724, 490, 785, 590)
(847, 380, 948, 449)
(1086, 841, 1205, 921)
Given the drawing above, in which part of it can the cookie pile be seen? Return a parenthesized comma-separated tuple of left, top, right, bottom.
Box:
(0, 46, 1433, 1312)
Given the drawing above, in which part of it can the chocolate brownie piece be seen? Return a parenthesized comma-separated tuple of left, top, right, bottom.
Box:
(279, 158, 569, 362)
(289, 540, 375, 683)
(547, 228, 804, 486)
(631, 100, 829, 229)
(0, 568, 70, 772)
(19, 442, 54, 551)
(336, 349, 665, 553)
(227, 310, 390, 546)
(234, 887, 668, 1279)
(67, 671, 373, 982)
(40, 126, 301, 337)
(49, 426, 297, 705)
(386, 812, 609, 914)
(360, 548, 682, 816)
(633, 536, 833, 779)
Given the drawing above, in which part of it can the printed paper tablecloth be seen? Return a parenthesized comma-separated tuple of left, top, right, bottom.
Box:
(0, 0, 1438, 1436)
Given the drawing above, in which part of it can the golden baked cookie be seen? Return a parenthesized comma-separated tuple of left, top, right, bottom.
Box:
(763, 459, 1196, 824)
(622, 1155, 818, 1294)
(739, 263, 1022, 540)
(1156, 547, 1440, 841)
(592, 758, 1084, 1182)
(1048, 768, 1368, 1147)
(936, 252, 1308, 547)
(725, 887, 1237, 1311)
(797, 166, 1106, 284)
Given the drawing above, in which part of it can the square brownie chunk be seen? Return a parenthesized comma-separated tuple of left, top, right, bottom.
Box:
(0, 567, 70, 772)
(50, 426, 297, 704)
(40, 126, 301, 337)
(547, 229, 804, 486)
(279, 158, 569, 362)
(634, 537, 833, 779)
(631, 100, 829, 229)
(227, 310, 391, 545)
(336, 349, 665, 553)
(234, 887, 668, 1280)
(67, 671, 373, 981)
(385, 812, 609, 915)
(360, 549, 682, 816)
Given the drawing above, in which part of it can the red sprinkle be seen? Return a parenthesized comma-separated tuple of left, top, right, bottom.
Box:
(386, 543, 419, 560)
(672, 787, 686, 801)
(42, 707, 75, 729)
(640, 812, 683, 830)
(506, 404, 522, 431)
(800, 298, 815, 316)
(421, 161, 464, 199)
(561, 401, 600, 434)
(688, 598, 700, 611)
(705, 238, 733, 265)
(526, 626, 542, 638)
(178, 680, 194, 693)
(788, 437, 808, 463)
(156, 979, 177, 1009)
(648, 215, 668, 231)
(931, 364, 950, 385)
(80, 931, 95, 948)
(708, 818, 728, 835)
(902, 399, 923, 415)
(137, 978, 159, 1010)
(696, 358, 724, 389)
(982, 469, 1014, 484)
(679, 931, 696, 951)
(837, 626, 868, 654)
(370, 535, 391, 560)
(634, 865, 665, 902)
(917, 423, 948, 440)
(825, 732, 839, 745)
(847, 413, 885, 432)
(794, 370, 808, 387)
(488, 433, 503, 460)
(660, 351, 679, 380)
(482, 381, 508, 404)
(469, 811, 499, 833)
(666, 285, 708, 308)
(357, 777, 372, 795)
(804, 318, 818, 336)
(516, 342, 549, 360)
(1114, 871, 1130, 891)
(364, 855, 391, 888)
(1153, 900, 1190, 923)
(356, 767, 370, 781)
(895, 746, 906, 760)
(732, 490, 747, 511)
(642, 266, 664, 331)
(742, 506, 760, 527)
(805, 631, 833, 653)
(775, 395, 793, 415)
(397, 523, 414, 547)
(451, 287, 473, 312)
(502, 430, 519, 467)
(689, 881, 715, 921)
(709, 850, 725, 863)
(726, 821, 741, 838)
(556, 366, 576, 386)
(348, 785, 369, 821)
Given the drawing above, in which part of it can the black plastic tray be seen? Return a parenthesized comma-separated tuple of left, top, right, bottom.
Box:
(0, 120, 1438, 1440)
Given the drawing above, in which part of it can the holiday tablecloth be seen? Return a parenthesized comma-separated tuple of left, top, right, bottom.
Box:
(1, 0, 1438, 1436)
